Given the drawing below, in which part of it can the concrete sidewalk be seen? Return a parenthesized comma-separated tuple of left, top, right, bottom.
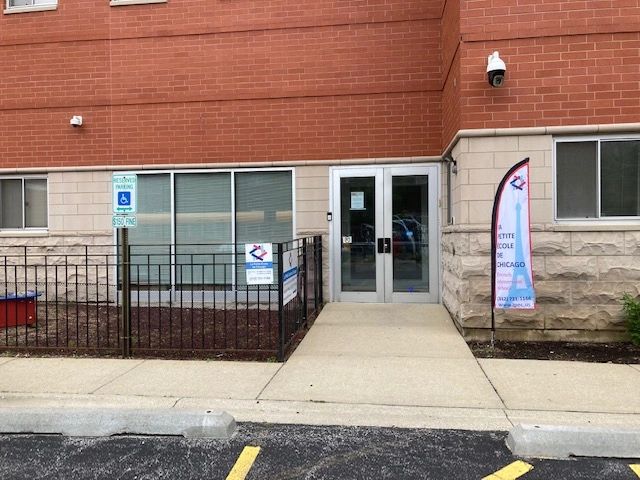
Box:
(1, 303, 639, 432)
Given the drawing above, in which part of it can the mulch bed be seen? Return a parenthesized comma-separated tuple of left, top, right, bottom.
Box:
(0, 303, 314, 361)
(469, 340, 640, 364)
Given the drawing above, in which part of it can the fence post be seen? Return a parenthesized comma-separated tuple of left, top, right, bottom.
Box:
(121, 229, 132, 358)
(317, 235, 323, 305)
(277, 243, 284, 361)
(301, 237, 308, 328)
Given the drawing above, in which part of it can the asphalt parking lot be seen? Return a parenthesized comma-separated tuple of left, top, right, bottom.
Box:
(0, 423, 638, 479)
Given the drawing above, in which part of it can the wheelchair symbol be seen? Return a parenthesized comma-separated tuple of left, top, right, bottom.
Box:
(118, 192, 131, 206)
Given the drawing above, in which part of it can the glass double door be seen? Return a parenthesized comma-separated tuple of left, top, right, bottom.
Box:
(333, 166, 439, 303)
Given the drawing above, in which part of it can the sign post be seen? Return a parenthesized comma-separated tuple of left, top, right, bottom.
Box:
(112, 174, 137, 357)
(120, 227, 131, 357)
(490, 158, 535, 347)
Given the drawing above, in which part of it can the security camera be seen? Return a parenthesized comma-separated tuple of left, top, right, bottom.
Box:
(70, 115, 83, 127)
(487, 51, 506, 87)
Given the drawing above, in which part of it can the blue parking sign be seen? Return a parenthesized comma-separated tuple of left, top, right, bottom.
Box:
(118, 191, 131, 206)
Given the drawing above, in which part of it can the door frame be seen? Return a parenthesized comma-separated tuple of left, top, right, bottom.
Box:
(329, 163, 441, 303)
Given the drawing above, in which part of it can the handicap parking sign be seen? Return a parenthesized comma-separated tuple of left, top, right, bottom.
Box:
(118, 191, 131, 206)
(112, 174, 137, 214)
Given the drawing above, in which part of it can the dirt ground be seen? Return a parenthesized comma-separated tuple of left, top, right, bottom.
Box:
(0, 302, 315, 361)
(469, 340, 640, 364)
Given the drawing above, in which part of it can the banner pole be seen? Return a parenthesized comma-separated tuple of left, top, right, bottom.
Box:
(490, 310, 495, 349)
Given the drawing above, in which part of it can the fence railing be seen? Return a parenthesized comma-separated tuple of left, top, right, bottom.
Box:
(0, 236, 323, 361)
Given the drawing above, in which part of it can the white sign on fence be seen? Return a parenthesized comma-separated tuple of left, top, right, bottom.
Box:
(245, 243, 274, 285)
(282, 248, 299, 305)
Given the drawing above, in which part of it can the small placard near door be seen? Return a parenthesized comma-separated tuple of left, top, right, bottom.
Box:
(350, 191, 365, 210)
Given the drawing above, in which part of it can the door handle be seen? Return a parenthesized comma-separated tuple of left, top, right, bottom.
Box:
(378, 238, 391, 254)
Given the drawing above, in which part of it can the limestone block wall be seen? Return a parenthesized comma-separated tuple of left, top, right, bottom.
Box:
(0, 170, 113, 251)
(449, 135, 553, 226)
(443, 226, 639, 341)
(48, 171, 113, 235)
(444, 133, 637, 341)
(295, 165, 330, 301)
(0, 240, 117, 303)
(0, 170, 115, 301)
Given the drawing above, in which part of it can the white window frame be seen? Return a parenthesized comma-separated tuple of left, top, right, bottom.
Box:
(4, 0, 57, 14)
(109, 0, 167, 7)
(553, 134, 640, 223)
(0, 175, 49, 232)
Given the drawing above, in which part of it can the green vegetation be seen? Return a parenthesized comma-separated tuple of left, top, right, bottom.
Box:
(621, 293, 640, 346)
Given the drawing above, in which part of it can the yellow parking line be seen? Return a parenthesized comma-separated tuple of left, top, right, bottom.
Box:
(630, 464, 640, 477)
(226, 446, 261, 480)
(482, 460, 534, 480)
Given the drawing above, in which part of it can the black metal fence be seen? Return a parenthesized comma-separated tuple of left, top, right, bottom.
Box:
(0, 236, 323, 361)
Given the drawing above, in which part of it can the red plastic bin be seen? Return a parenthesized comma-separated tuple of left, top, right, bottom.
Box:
(0, 291, 40, 328)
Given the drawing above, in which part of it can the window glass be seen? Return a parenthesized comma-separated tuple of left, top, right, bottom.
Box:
(24, 179, 47, 228)
(556, 141, 598, 219)
(0, 179, 23, 229)
(126, 170, 293, 287)
(129, 174, 171, 286)
(235, 171, 293, 244)
(235, 171, 293, 286)
(8, 0, 56, 6)
(175, 173, 232, 287)
(601, 140, 640, 217)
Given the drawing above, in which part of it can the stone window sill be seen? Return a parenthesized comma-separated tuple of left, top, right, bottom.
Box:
(3, 4, 56, 14)
(110, 0, 167, 6)
(550, 223, 640, 232)
(0, 230, 48, 237)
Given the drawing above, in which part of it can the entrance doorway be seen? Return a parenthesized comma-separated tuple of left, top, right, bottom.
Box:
(331, 165, 439, 303)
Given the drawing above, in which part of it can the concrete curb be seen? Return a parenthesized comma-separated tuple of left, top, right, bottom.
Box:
(506, 424, 640, 459)
(0, 408, 236, 438)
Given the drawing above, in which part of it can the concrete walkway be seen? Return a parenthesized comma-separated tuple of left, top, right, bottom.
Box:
(1, 303, 640, 432)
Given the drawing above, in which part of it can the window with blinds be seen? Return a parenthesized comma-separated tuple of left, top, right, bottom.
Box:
(129, 174, 172, 286)
(128, 169, 293, 288)
(175, 173, 232, 287)
(235, 171, 293, 244)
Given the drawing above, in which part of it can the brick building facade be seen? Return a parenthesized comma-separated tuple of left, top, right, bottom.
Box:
(1, 0, 639, 340)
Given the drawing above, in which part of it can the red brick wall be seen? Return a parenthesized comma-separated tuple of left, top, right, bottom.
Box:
(458, 0, 640, 131)
(0, 93, 440, 168)
(441, 0, 461, 147)
(442, 52, 462, 146)
(461, 0, 640, 41)
(3, 0, 639, 167)
(0, 0, 444, 168)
